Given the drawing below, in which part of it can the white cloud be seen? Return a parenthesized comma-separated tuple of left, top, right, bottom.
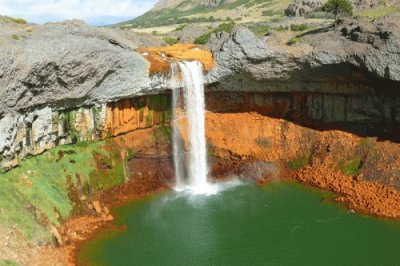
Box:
(0, 0, 158, 25)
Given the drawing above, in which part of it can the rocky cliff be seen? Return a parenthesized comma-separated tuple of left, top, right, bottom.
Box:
(205, 15, 400, 140)
(1, 13, 400, 266)
(1, 15, 400, 169)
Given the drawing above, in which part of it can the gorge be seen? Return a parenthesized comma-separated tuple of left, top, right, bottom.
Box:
(0, 12, 400, 266)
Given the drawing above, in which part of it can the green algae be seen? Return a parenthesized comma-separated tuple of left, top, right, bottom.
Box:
(0, 140, 126, 243)
(289, 155, 310, 170)
(0, 260, 19, 266)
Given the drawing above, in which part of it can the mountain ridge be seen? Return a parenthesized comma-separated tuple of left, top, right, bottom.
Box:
(116, 0, 400, 29)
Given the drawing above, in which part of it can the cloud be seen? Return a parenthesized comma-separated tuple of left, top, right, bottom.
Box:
(0, 0, 158, 25)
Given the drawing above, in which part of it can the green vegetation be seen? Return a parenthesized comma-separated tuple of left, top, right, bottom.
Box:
(287, 36, 299, 45)
(248, 24, 269, 36)
(11, 35, 20, 40)
(175, 24, 187, 31)
(289, 156, 310, 170)
(194, 21, 235, 45)
(0, 140, 125, 242)
(323, 0, 353, 25)
(194, 33, 211, 45)
(163, 37, 179, 45)
(153, 125, 172, 142)
(272, 25, 289, 32)
(262, 10, 274, 17)
(10, 17, 27, 24)
(126, 149, 135, 160)
(0, 260, 19, 266)
(290, 23, 309, 31)
(341, 156, 362, 176)
(355, 6, 399, 18)
(117, 0, 290, 29)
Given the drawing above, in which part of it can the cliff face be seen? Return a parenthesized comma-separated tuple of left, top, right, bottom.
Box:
(0, 20, 169, 118)
(206, 17, 400, 83)
(0, 95, 171, 169)
(1, 15, 400, 168)
(205, 16, 400, 140)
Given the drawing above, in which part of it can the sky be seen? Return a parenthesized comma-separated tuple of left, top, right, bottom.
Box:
(0, 0, 159, 26)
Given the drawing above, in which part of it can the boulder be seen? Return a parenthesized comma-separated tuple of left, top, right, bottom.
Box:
(285, 0, 326, 17)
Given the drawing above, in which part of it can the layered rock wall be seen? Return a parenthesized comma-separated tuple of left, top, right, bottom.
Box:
(206, 89, 400, 141)
(0, 94, 171, 169)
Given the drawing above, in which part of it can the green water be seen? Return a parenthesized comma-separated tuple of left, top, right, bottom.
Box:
(78, 181, 400, 265)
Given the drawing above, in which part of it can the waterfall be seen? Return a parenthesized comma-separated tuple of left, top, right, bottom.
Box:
(171, 63, 185, 188)
(171, 61, 215, 195)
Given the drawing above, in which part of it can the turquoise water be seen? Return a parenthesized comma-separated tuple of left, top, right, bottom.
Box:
(78, 181, 400, 265)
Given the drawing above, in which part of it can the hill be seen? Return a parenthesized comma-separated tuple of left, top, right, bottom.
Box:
(116, 0, 400, 29)
(117, 0, 293, 28)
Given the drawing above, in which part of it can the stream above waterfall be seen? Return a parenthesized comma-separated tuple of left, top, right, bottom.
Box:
(77, 181, 400, 266)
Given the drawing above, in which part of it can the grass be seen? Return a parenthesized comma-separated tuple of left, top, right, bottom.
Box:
(194, 21, 235, 44)
(289, 156, 310, 170)
(262, 10, 274, 17)
(287, 36, 299, 45)
(248, 24, 269, 36)
(0, 260, 19, 266)
(355, 6, 399, 18)
(290, 24, 309, 31)
(174, 24, 187, 31)
(163, 37, 179, 45)
(272, 25, 289, 32)
(0, 140, 125, 243)
(341, 156, 362, 176)
(118, 0, 291, 28)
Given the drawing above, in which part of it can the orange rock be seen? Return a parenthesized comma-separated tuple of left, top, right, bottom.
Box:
(137, 44, 214, 74)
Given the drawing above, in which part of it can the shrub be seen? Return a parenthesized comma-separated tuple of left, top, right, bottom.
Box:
(174, 24, 186, 31)
(214, 21, 235, 33)
(163, 37, 179, 45)
(10, 17, 27, 24)
(323, 0, 353, 25)
(194, 33, 211, 45)
(290, 24, 309, 31)
(194, 22, 235, 45)
(287, 37, 299, 45)
(12, 35, 20, 40)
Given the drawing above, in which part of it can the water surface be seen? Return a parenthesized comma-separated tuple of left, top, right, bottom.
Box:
(78, 181, 400, 265)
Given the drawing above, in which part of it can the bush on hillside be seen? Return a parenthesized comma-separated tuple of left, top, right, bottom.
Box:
(290, 24, 309, 31)
(323, 0, 353, 25)
(194, 22, 235, 45)
(10, 17, 27, 24)
(163, 37, 179, 45)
